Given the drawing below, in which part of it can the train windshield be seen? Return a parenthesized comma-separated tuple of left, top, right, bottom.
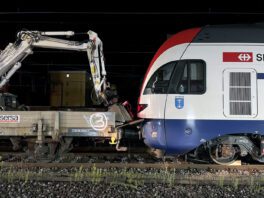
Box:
(143, 62, 176, 94)
(143, 60, 206, 95)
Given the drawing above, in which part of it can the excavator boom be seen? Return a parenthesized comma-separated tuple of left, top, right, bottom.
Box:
(0, 30, 109, 105)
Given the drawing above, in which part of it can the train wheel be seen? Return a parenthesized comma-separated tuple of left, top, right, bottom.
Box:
(209, 144, 238, 165)
(57, 137, 73, 156)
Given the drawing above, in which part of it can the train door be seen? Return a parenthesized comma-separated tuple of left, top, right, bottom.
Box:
(164, 60, 206, 154)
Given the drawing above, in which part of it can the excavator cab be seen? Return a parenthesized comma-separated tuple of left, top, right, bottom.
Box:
(0, 93, 28, 110)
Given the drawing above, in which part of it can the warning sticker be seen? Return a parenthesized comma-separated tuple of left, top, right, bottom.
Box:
(0, 115, 20, 123)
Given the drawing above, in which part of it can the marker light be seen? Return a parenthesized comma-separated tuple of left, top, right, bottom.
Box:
(137, 104, 148, 113)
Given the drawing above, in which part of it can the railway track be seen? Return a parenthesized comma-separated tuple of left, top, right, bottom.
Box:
(0, 147, 158, 164)
(0, 161, 263, 170)
(0, 161, 264, 186)
(1, 146, 264, 187)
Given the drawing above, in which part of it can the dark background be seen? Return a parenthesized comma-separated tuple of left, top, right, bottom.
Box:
(2, 1, 264, 111)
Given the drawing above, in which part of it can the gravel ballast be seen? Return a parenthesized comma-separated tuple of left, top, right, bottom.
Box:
(1, 181, 264, 198)
(0, 166, 264, 197)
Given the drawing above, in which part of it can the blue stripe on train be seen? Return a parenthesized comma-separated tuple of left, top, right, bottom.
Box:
(142, 119, 264, 155)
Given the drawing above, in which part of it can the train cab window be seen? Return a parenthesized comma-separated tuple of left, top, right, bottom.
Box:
(169, 60, 206, 94)
(144, 62, 176, 94)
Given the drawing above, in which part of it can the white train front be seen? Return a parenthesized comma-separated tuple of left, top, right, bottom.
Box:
(137, 24, 264, 164)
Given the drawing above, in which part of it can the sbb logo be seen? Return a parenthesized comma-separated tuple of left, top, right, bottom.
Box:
(223, 52, 253, 62)
(238, 53, 251, 61)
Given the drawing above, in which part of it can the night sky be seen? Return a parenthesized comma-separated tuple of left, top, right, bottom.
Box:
(1, 2, 264, 110)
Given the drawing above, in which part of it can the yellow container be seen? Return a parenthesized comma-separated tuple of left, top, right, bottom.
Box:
(50, 71, 89, 107)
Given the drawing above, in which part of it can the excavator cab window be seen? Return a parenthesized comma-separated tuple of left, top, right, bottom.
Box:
(4, 95, 17, 108)
(4, 96, 12, 107)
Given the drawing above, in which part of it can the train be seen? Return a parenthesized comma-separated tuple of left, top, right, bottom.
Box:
(137, 24, 264, 164)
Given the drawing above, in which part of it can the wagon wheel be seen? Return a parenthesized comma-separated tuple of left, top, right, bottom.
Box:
(209, 144, 238, 165)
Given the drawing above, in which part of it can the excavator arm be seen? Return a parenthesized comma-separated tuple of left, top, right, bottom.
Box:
(0, 30, 109, 105)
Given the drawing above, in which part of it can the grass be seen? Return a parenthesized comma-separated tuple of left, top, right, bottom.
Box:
(219, 176, 225, 188)
(0, 164, 264, 190)
(233, 178, 239, 190)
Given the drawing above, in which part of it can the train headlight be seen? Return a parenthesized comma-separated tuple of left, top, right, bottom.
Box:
(151, 131, 158, 138)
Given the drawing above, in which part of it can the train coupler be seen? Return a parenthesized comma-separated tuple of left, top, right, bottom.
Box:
(115, 128, 127, 152)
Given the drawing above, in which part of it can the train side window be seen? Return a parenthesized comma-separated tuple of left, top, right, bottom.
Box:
(144, 62, 176, 94)
(168, 60, 206, 94)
